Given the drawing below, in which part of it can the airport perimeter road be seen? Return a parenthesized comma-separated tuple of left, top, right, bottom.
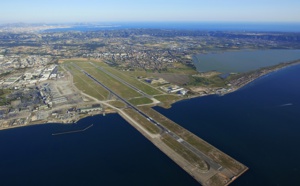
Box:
(71, 63, 222, 171)
(89, 62, 153, 99)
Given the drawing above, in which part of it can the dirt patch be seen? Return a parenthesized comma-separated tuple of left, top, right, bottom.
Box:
(193, 71, 222, 78)
(151, 73, 190, 85)
(205, 173, 230, 186)
(11, 100, 21, 107)
(189, 86, 210, 93)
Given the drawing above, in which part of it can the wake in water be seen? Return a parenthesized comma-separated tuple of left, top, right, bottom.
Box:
(278, 103, 293, 107)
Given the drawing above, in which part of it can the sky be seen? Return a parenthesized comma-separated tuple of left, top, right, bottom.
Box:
(1, 0, 300, 23)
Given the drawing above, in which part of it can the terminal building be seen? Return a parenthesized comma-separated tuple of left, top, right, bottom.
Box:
(79, 104, 102, 113)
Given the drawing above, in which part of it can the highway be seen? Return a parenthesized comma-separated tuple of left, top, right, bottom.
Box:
(71, 62, 222, 171)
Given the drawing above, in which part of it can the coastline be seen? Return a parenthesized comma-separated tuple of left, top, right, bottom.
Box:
(227, 59, 300, 91)
(3, 59, 298, 185)
(1, 59, 300, 131)
(158, 59, 300, 110)
(187, 59, 300, 101)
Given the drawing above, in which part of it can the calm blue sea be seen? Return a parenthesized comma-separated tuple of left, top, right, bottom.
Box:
(154, 64, 300, 186)
(0, 115, 198, 186)
(44, 22, 300, 32)
(1, 64, 300, 186)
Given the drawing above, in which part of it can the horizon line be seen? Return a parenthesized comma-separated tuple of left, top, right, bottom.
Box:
(1, 21, 300, 25)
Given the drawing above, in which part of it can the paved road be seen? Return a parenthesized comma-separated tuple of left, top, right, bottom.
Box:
(89, 62, 153, 99)
(71, 63, 222, 171)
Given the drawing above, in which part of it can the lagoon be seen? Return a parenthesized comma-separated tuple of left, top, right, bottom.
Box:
(193, 49, 300, 73)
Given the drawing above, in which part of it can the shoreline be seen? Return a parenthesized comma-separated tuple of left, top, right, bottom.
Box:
(4, 59, 299, 184)
(159, 59, 300, 110)
(1, 60, 300, 131)
(186, 59, 300, 102)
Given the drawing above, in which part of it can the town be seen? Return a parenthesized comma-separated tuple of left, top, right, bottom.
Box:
(1, 25, 300, 129)
(1, 24, 300, 72)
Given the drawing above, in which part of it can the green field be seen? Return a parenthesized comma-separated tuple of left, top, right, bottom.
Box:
(68, 61, 183, 99)
(123, 108, 160, 134)
(107, 100, 127, 108)
(188, 75, 226, 87)
(101, 65, 162, 95)
(138, 106, 212, 150)
(75, 60, 161, 95)
(154, 95, 182, 108)
(73, 62, 143, 99)
(64, 64, 109, 100)
(0, 89, 11, 106)
(161, 134, 208, 171)
(161, 62, 197, 75)
(123, 70, 149, 78)
(139, 106, 185, 134)
(128, 97, 153, 106)
(154, 95, 181, 102)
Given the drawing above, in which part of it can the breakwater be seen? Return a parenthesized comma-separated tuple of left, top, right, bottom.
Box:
(52, 124, 93, 136)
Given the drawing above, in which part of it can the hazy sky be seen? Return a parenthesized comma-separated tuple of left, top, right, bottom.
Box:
(2, 0, 300, 23)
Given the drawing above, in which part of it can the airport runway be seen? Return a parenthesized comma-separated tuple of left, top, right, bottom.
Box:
(71, 62, 222, 171)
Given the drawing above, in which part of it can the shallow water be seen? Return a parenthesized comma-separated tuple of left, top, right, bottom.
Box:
(193, 49, 300, 73)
